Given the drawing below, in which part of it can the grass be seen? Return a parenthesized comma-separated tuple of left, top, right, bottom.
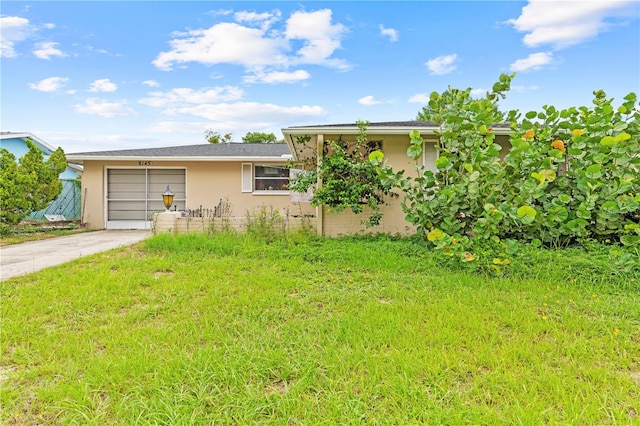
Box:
(0, 226, 88, 246)
(1, 232, 639, 425)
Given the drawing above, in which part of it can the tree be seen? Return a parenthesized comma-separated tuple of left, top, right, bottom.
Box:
(242, 132, 281, 143)
(0, 138, 67, 226)
(205, 130, 232, 144)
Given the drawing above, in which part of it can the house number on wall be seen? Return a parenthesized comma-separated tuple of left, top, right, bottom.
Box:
(138, 161, 152, 166)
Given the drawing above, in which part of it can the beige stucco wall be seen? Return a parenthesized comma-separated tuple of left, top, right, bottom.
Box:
(316, 132, 511, 237)
(80, 159, 315, 230)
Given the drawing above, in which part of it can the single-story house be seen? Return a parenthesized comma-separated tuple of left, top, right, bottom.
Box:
(65, 143, 315, 230)
(0, 132, 83, 220)
(66, 121, 511, 235)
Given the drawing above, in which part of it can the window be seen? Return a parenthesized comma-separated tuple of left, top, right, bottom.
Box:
(242, 163, 290, 193)
(254, 165, 290, 192)
(423, 140, 439, 173)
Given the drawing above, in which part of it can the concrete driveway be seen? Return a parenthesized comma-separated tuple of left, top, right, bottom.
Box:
(1, 230, 152, 281)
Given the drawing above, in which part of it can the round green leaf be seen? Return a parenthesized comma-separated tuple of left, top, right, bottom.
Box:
(585, 164, 602, 179)
(435, 156, 451, 170)
(427, 229, 445, 242)
(600, 136, 615, 146)
(406, 144, 422, 160)
(540, 169, 556, 182)
(548, 206, 568, 222)
(517, 205, 537, 224)
(620, 235, 640, 246)
(368, 150, 384, 162)
(614, 132, 631, 142)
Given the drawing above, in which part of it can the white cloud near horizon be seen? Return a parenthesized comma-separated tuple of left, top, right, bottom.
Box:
(89, 78, 118, 92)
(426, 54, 458, 75)
(0, 16, 32, 57)
(408, 93, 429, 103)
(152, 8, 349, 77)
(510, 52, 553, 72)
(508, 0, 638, 49)
(358, 95, 383, 106)
(28, 76, 69, 92)
(511, 85, 540, 93)
(33, 41, 67, 60)
(75, 98, 138, 117)
(138, 86, 244, 108)
(244, 69, 310, 84)
(149, 102, 326, 135)
(379, 24, 398, 42)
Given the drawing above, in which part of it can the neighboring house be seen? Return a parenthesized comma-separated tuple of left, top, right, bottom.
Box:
(0, 132, 83, 220)
(282, 121, 512, 237)
(65, 143, 315, 230)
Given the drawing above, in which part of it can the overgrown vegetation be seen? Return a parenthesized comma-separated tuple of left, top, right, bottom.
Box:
(288, 121, 396, 226)
(290, 74, 640, 269)
(2, 233, 638, 424)
(376, 74, 639, 269)
(0, 223, 86, 246)
(0, 138, 67, 227)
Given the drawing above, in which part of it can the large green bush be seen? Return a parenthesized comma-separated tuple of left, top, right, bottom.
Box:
(0, 139, 67, 226)
(373, 74, 639, 269)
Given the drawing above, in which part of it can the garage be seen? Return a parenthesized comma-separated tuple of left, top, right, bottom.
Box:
(106, 168, 186, 229)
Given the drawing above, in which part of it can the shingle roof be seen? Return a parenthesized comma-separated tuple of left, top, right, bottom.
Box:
(285, 120, 511, 129)
(286, 120, 438, 128)
(68, 143, 291, 158)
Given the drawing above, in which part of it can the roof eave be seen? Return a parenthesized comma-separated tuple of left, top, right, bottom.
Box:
(282, 125, 512, 136)
(0, 132, 57, 153)
(65, 155, 292, 163)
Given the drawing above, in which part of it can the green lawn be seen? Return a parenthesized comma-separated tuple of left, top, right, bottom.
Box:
(2, 233, 639, 425)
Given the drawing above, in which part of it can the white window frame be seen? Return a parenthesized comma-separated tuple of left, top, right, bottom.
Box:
(241, 163, 291, 195)
(253, 164, 290, 195)
(423, 139, 439, 173)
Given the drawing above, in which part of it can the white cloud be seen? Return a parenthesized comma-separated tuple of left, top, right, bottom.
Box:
(285, 9, 349, 69)
(43, 23, 55, 30)
(426, 54, 458, 75)
(509, 52, 553, 72)
(244, 69, 310, 84)
(28, 76, 69, 92)
(234, 10, 281, 30)
(511, 85, 540, 93)
(75, 98, 138, 117)
(1, 16, 32, 57)
(33, 41, 67, 60)
(89, 79, 118, 92)
(379, 24, 398, 42)
(138, 86, 244, 108)
(153, 22, 288, 70)
(153, 8, 349, 75)
(147, 120, 216, 135)
(359, 95, 382, 106)
(148, 102, 325, 135)
(167, 102, 325, 123)
(408, 93, 429, 103)
(470, 88, 486, 96)
(507, 0, 637, 49)
(143, 80, 160, 88)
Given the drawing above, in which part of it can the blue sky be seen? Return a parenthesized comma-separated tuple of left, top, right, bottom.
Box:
(1, 1, 639, 153)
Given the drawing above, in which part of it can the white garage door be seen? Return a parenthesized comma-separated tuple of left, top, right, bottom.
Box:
(106, 168, 186, 229)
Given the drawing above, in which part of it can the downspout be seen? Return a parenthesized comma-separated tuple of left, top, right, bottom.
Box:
(316, 134, 324, 236)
